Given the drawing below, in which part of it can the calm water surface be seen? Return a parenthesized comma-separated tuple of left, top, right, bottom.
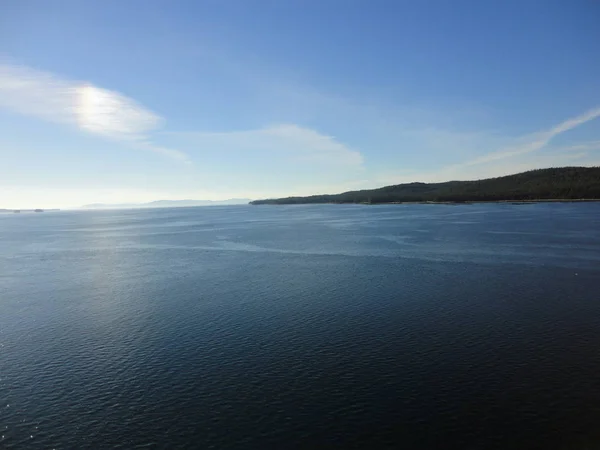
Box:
(1, 203, 600, 449)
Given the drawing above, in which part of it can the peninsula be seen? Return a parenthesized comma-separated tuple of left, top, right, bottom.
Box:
(250, 167, 600, 205)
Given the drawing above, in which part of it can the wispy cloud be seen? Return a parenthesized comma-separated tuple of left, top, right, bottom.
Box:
(375, 107, 600, 186)
(461, 107, 600, 167)
(262, 124, 363, 166)
(0, 63, 189, 162)
(227, 54, 600, 188)
(171, 124, 363, 167)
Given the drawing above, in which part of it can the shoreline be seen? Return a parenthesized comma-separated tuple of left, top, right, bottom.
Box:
(386, 199, 600, 205)
(251, 199, 600, 206)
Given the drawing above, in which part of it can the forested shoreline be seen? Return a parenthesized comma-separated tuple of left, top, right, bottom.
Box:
(250, 167, 600, 205)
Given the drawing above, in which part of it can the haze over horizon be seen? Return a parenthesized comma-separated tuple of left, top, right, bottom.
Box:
(2, 0, 599, 209)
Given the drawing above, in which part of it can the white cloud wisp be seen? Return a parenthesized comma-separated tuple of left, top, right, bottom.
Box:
(462, 107, 600, 167)
(0, 63, 189, 162)
(171, 124, 363, 167)
(377, 107, 600, 186)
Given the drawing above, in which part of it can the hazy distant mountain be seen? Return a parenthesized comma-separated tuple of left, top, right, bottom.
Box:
(80, 199, 251, 209)
(80, 203, 140, 209)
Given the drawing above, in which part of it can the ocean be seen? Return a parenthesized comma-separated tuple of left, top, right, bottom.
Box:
(1, 203, 600, 449)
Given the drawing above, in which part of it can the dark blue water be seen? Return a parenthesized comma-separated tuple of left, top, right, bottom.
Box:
(1, 203, 600, 449)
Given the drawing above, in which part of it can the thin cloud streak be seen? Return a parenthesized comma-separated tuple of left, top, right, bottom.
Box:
(463, 107, 600, 167)
(375, 107, 600, 187)
(170, 124, 363, 167)
(0, 63, 189, 162)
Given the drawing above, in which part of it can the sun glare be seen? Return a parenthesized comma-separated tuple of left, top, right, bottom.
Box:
(76, 84, 115, 134)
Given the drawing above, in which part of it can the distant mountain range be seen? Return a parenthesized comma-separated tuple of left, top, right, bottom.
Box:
(251, 167, 600, 205)
(80, 199, 251, 209)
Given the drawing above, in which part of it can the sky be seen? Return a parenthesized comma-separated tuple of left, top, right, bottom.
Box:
(1, 0, 599, 208)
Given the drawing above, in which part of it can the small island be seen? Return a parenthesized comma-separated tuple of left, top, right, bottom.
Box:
(250, 167, 600, 205)
(0, 209, 59, 214)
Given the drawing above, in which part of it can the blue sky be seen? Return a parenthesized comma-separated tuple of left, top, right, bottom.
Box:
(1, 0, 599, 208)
